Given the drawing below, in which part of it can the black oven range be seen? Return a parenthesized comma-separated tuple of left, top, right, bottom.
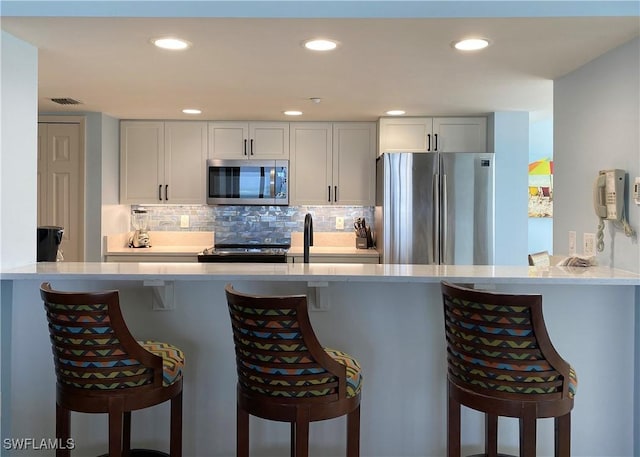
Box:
(197, 243, 290, 263)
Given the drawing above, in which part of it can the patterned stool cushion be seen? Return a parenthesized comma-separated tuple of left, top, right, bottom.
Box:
(568, 366, 578, 398)
(139, 341, 185, 387)
(325, 348, 363, 398)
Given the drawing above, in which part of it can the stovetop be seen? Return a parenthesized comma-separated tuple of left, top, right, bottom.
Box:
(201, 243, 290, 256)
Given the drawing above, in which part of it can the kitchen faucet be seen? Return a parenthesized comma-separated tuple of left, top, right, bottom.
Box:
(303, 213, 313, 264)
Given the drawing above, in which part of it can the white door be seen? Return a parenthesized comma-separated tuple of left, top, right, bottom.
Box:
(38, 122, 84, 261)
(333, 122, 377, 205)
(208, 121, 249, 159)
(378, 117, 433, 153)
(289, 123, 332, 205)
(120, 121, 164, 204)
(250, 122, 290, 159)
(433, 117, 487, 153)
(164, 121, 206, 204)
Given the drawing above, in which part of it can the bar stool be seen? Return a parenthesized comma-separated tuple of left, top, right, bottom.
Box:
(224, 284, 362, 457)
(440, 282, 577, 457)
(40, 282, 184, 457)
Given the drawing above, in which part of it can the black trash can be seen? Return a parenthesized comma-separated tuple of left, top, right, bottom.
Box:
(37, 226, 64, 262)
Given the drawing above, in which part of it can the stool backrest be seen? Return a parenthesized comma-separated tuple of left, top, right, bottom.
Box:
(40, 282, 163, 390)
(441, 282, 573, 400)
(225, 284, 347, 399)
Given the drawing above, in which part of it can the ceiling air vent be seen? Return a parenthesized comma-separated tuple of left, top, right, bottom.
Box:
(50, 97, 82, 105)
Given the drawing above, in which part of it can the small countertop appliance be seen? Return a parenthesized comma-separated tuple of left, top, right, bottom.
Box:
(130, 208, 151, 248)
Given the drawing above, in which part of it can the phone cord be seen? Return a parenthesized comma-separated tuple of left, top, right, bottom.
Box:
(596, 219, 605, 252)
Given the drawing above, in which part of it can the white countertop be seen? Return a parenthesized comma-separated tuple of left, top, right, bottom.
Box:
(104, 231, 213, 256)
(2, 262, 638, 285)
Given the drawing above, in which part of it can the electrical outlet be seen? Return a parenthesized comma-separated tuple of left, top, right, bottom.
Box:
(583, 233, 596, 257)
(335, 217, 344, 230)
(180, 215, 189, 228)
(568, 231, 576, 256)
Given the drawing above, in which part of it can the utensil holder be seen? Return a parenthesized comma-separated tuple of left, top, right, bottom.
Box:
(355, 237, 368, 249)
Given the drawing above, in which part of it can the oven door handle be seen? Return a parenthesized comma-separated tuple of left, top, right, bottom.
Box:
(270, 168, 276, 198)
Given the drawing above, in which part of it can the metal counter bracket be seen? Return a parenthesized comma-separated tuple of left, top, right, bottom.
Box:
(143, 280, 175, 310)
(307, 281, 329, 311)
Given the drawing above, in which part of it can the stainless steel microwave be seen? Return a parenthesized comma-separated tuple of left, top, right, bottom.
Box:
(206, 159, 289, 205)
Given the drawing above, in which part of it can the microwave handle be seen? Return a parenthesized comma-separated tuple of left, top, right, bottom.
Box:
(270, 168, 276, 197)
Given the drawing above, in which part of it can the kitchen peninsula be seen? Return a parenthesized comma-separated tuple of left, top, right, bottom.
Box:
(1, 262, 638, 456)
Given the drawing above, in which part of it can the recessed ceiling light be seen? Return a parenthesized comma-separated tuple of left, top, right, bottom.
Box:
(386, 110, 406, 116)
(152, 37, 191, 50)
(303, 39, 338, 51)
(453, 38, 490, 51)
(182, 108, 202, 115)
(284, 111, 303, 116)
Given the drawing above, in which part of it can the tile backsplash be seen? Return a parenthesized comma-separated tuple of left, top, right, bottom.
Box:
(132, 205, 374, 245)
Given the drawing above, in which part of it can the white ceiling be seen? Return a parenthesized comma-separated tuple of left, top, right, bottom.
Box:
(2, 16, 639, 121)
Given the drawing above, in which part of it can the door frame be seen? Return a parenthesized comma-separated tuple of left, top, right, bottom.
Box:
(38, 115, 86, 261)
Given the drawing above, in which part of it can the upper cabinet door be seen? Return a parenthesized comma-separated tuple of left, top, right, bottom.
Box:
(249, 122, 290, 159)
(289, 123, 332, 205)
(120, 121, 164, 204)
(378, 117, 433, 153)
(164, 122, 207, 204)
(433, 117, 487, 153)
(333, 122, 377, 206)
(208, 121, 249, 159)
(208, 121, 289, 159)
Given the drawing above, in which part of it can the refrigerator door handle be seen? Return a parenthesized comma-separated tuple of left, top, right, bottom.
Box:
(441, 173, 448, 264)
(433, 172, 440, 264)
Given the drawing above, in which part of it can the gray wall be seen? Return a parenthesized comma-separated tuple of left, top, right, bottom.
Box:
(490, 111, 530, 265)
(554, 37, 640, 273)
(1, 32, 38, 269)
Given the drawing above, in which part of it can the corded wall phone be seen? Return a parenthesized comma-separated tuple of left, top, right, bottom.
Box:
(593, 169, 635, 252)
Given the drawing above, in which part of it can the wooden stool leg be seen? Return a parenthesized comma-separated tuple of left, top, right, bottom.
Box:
(237, 403, 249, 457)
(109, 411, 124, 457)
(170, 391, 183, 457)
(554, 413, 571, 457)
(519, 406, 537, 457)
(447, 383, 461, 457)
(485, 413, 498, 457)
(56, 403, 71, 457)
(123, 411, 131, 457)
(346, 405, 361, 456)
(294, 407, 310, 457)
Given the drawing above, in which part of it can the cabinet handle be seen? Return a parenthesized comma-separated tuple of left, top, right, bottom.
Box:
(158, 184, 162, 201)
(427, 134, 431, 152)
(243, 139, 247, 156)
(165, 184, 169, 201)
(328, 186, 331, 202)
(250, 139, 254, 155)
(434, 133, 438, 151)
(334, 186, 338, 202)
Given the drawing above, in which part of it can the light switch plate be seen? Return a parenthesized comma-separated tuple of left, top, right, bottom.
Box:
(335, 217, 344, 230)
(180, 215, 189, 228)
(583, 233, 596, 257)
(568, 231, 576, 256)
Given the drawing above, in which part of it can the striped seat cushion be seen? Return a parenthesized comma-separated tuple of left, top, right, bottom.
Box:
(568, 366, 578, 398)
(325, 348, 362, 398)
(139, 340, 185, 387)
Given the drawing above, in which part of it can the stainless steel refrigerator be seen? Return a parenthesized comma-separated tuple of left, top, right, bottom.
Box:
(375, 152, 494, 264)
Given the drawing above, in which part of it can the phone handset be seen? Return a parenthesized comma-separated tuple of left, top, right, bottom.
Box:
(593, 169, 635, 252)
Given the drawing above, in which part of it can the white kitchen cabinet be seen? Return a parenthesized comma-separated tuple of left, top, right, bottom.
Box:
(120, 121, 206, 204)
(290, 122, 376, 205)
(333, 122, 377, 205)
(378, 116, 487, 154)
(208, 121, 289, 159)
